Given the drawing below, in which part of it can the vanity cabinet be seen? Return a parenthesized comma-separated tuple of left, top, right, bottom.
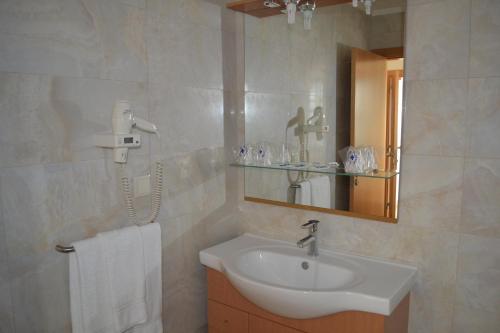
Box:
(208, 300, 249, 333)
(249, 315, 305, 333)
(206, 268, 410, 333)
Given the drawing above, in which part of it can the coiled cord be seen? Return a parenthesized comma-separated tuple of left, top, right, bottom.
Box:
(118, 162, 163, 224)
(144, 161, 163, 224)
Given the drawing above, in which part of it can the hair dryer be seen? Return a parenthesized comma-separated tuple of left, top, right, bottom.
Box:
(95, 100, 163, 225)
(111, 100, 158, 163)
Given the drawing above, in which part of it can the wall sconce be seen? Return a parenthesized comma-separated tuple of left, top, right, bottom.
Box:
(283, 0, 301, 24)
(263, 0, 281, 8)
(299, 2, 316, 30)
(352, 0, 376, 15)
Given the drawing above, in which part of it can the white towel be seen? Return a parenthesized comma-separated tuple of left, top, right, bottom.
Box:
(129, 223, 163, 333)
(70, 225, 151, 333)
(99, 226, 148, 332)
(295, 179, 312, 205)
(70, 236, 115, 333)
(309, 175, 331, 209)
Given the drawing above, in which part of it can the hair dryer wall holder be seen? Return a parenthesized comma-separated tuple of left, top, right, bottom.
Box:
(94, 133, 142, 163)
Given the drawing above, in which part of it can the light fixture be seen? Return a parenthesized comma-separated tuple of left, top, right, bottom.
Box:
(352, 0, 376, 15)
(263, 0, 281, 8)
(283, 0, 300, 24)
(299, 2, 316, 30)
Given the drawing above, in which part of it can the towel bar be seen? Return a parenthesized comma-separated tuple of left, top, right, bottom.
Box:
(55, 221, 158, 253)
(55, 244, 75, 253)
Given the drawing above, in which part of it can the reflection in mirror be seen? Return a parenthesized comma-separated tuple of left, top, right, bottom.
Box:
(241, 0, 406, 222)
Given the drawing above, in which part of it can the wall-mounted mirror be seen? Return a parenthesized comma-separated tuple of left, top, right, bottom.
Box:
(240, 0, 406, 222)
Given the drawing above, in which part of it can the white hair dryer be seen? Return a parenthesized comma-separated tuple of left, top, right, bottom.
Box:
(111, 100, 158, 163)
(95, 100, 163, 224)
(96, 100, 158, 163)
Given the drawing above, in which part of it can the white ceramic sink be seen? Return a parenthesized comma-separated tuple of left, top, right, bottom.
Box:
(200, 234, 417, 319)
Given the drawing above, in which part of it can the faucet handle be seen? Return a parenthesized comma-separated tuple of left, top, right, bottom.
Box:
(301, 219, 320, 232)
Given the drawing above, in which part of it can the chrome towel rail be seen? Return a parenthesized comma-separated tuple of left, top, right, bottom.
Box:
(55, 221, 158, 254)
(55, 244, 75, 253)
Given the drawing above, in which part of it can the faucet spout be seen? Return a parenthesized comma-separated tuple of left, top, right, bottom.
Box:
(297, 220, 320, 257)
(297, 235, 315, 248)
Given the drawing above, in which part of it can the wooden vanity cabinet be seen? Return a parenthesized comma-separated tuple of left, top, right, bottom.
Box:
(208, 300, 249, 333)
(249, 315, 305, 333)
(206, 268, 410, 333)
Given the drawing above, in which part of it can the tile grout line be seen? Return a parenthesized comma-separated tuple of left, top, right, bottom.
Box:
(450, 0, 474, 330)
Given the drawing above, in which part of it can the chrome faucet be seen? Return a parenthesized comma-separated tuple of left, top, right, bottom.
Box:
(297, 219, 319, 257)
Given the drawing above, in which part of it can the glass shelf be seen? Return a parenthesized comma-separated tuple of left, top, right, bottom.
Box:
(230, 162, 398, 179)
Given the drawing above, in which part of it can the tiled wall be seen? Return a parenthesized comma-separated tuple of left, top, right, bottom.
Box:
(0, 1, 499, 333)
(368, 12, 405, 50)
(238, 0, 500, 332)
(0, 0, 244, 332)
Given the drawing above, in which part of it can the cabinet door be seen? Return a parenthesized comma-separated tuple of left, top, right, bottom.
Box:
(208, 300, 249, 333)
(249, 315, 305, 333)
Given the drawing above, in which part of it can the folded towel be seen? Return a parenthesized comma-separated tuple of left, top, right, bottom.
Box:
(309, 175, 331, 209)
(70, 236, 115, 333)
(99, 226, 147, 332)
(129, 223, 163, 333)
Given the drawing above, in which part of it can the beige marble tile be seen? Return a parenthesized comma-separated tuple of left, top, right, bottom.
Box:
(161, 207, 241, 333)
(0, 158, 142, 279)
(245, 168, 290, 202)
(469, 0, 500, 77)
(119, 0, 145, 8)
(238, 201, 306, 242)
(455, 234, 500, 314)
(391, 226, 459, 284)
(407, 278, 455, 333)
(452, 304, 500, 333)
(88, 0, 147, 82)
(244, 92, 290, 144)
(368, 13, 405, 50)
(466, 78, 500, 159)
(398, 155, 464, 231)
(0, 218, 9, 284)
(0, 73, 148, 168)
(461, 158, 500, 238)
(147, 19, 223, 89)
(9, 255, 71, 333)
(288, 11, 335, 95)
(0, 0, 147, 81)
(0, 219, 14, 333)
(407, 0, 445, 4)
(244, 34, 290, 94)
(406, 0, 470, 80)
(164, 172, 225, 222)
(147, 0, 222, 31)
(403, 79, 467, 157)
(0, 14, 103, 78)
(158, 147, 225, 196)
(331, 4, 370, 49)
(318, 214, 401, 258)
(0, 73, 50, 168)
(149, 83, 224, 157)
(243, 12, 288, 40)
(221, 16, 245, 93)
(0, 282, 15, 333)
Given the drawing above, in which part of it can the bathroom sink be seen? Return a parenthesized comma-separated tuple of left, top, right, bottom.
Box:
(226, 247, 361, 291)
(200, 234, 417, 319)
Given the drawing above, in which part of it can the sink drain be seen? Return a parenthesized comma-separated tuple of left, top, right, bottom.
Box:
(301, 261, 309, 270)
